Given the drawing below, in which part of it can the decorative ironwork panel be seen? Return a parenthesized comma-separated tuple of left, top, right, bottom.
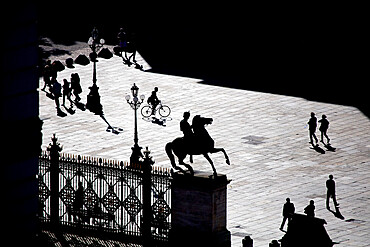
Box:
(59, 179, 75, 206)
(38, 151, 51, 221)
(151, 167, 172, 241)
(38, 151, 172, 244)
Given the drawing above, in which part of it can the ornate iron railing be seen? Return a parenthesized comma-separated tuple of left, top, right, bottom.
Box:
(38, 150, 171, 244)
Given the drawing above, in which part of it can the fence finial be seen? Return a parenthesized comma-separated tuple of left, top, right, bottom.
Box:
(47, 134, 63, 156)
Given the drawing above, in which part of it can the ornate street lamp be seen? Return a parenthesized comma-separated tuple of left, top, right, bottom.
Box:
(125, 83, 145, 165)
(86, 27, 105, 115)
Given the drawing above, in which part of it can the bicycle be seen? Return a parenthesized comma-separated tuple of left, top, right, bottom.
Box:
(141, 101, 171, 118)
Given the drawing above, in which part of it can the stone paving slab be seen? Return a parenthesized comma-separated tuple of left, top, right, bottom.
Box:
(39, 46, 370, 247)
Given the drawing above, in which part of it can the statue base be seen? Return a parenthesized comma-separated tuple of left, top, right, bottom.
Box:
(170, 171, 231, 247)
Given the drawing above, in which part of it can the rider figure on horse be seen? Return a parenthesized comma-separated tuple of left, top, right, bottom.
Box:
(180, 111, 194, 162)
(180, 111, 193, 140)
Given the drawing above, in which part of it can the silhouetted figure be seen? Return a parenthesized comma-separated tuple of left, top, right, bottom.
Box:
(73, 182, 84, 221)
(41, 60, 52, 91)
(326, 175, 339, 210)
(180, 112, 193, 139)
(304, 200, 315, 217)
(117, 27, 137, 65)
(70, 73, 82, 102)
(50, 61, 58, 81)
(52, 79, 62, 114)
(280, 198, 295, 231)
(117, 27, 128, 51)
(180, 111, 194, 163)
(147, 87, 160, 115)
(62, 79, 72, 107)
(308, 112, 318, 146)
(319, 114, 330, 144)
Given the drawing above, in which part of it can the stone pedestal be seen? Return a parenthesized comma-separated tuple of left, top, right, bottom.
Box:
(170, 171, 231, 247)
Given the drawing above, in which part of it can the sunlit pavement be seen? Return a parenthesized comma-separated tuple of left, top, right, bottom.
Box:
(39, 45, 370, 247)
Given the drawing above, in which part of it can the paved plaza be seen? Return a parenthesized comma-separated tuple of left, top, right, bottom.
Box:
(39, 44, 370, 246)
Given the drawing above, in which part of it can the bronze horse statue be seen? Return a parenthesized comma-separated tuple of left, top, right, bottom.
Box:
(165, 115, 230, 176)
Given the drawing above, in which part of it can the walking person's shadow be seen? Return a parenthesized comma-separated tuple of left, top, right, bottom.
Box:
(323, 143, 336, 152)
(310, 144, 326, 154)
(100, 114, 123, 134)
(328, 206, 344, 220)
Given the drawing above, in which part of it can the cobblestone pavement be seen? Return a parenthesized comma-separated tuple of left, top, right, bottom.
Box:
(39, 46, 370, 247)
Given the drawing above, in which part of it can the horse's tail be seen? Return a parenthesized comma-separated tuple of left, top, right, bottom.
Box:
(165, 142, 176, 167)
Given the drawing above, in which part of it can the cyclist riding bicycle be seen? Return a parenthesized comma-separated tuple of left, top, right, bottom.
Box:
(147, 87, 160, 115)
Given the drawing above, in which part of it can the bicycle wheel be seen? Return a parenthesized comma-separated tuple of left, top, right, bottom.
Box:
(159, 105, 171, 117)
(141, 106, 152, 118)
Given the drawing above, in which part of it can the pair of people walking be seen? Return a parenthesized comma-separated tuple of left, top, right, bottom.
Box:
(307, 112, 330, 146)
(279, 175, 340, 231)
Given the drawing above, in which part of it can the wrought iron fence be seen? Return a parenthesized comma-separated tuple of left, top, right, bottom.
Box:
(38, 149, 171, 245)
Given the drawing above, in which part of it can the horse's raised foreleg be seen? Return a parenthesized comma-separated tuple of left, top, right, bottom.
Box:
(210, 147, 230, 165)
(203, 153, 217, 177)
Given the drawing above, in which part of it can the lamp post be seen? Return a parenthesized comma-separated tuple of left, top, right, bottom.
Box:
(86, 27, 105, 115)
(125, 83, 145, 165)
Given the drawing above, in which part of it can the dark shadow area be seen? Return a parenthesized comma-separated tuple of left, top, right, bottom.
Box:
(328, 207, 345, 220)
(37, 2, 368, 117)
(100, 114, 123, 134)
(142, 116, 168, 127)
(138, 6, 368, 118)
(310, 144, 326, 154)
(280, 213, 334, 247)
(323, 143, 337, 152)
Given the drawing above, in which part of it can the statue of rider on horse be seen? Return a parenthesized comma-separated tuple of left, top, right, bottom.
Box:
(166, 113, 230, 177)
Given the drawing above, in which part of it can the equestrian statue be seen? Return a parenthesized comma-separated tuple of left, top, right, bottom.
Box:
(165, 114, 230, 177)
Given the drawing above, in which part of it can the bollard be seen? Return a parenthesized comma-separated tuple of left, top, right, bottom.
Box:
(242, 236, 253, 247)
(269, 240, 280, 247)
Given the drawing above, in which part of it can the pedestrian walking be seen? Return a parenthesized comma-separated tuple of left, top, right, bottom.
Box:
(117, 27, 127, 51)
(319, 114, 330, 144)
(304, 200, 315, 217)
(50, 61, 58, 81)
(280, 198, 295, 231)
(41, 60, 52, 91)
(117, 27, 137, 65)
(71, 73, 82, 102)
(52, 79, 62, 110)
(62, 79, 72, 106)
(307, 112, 318, 146)
(326, 175, 339, 210)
